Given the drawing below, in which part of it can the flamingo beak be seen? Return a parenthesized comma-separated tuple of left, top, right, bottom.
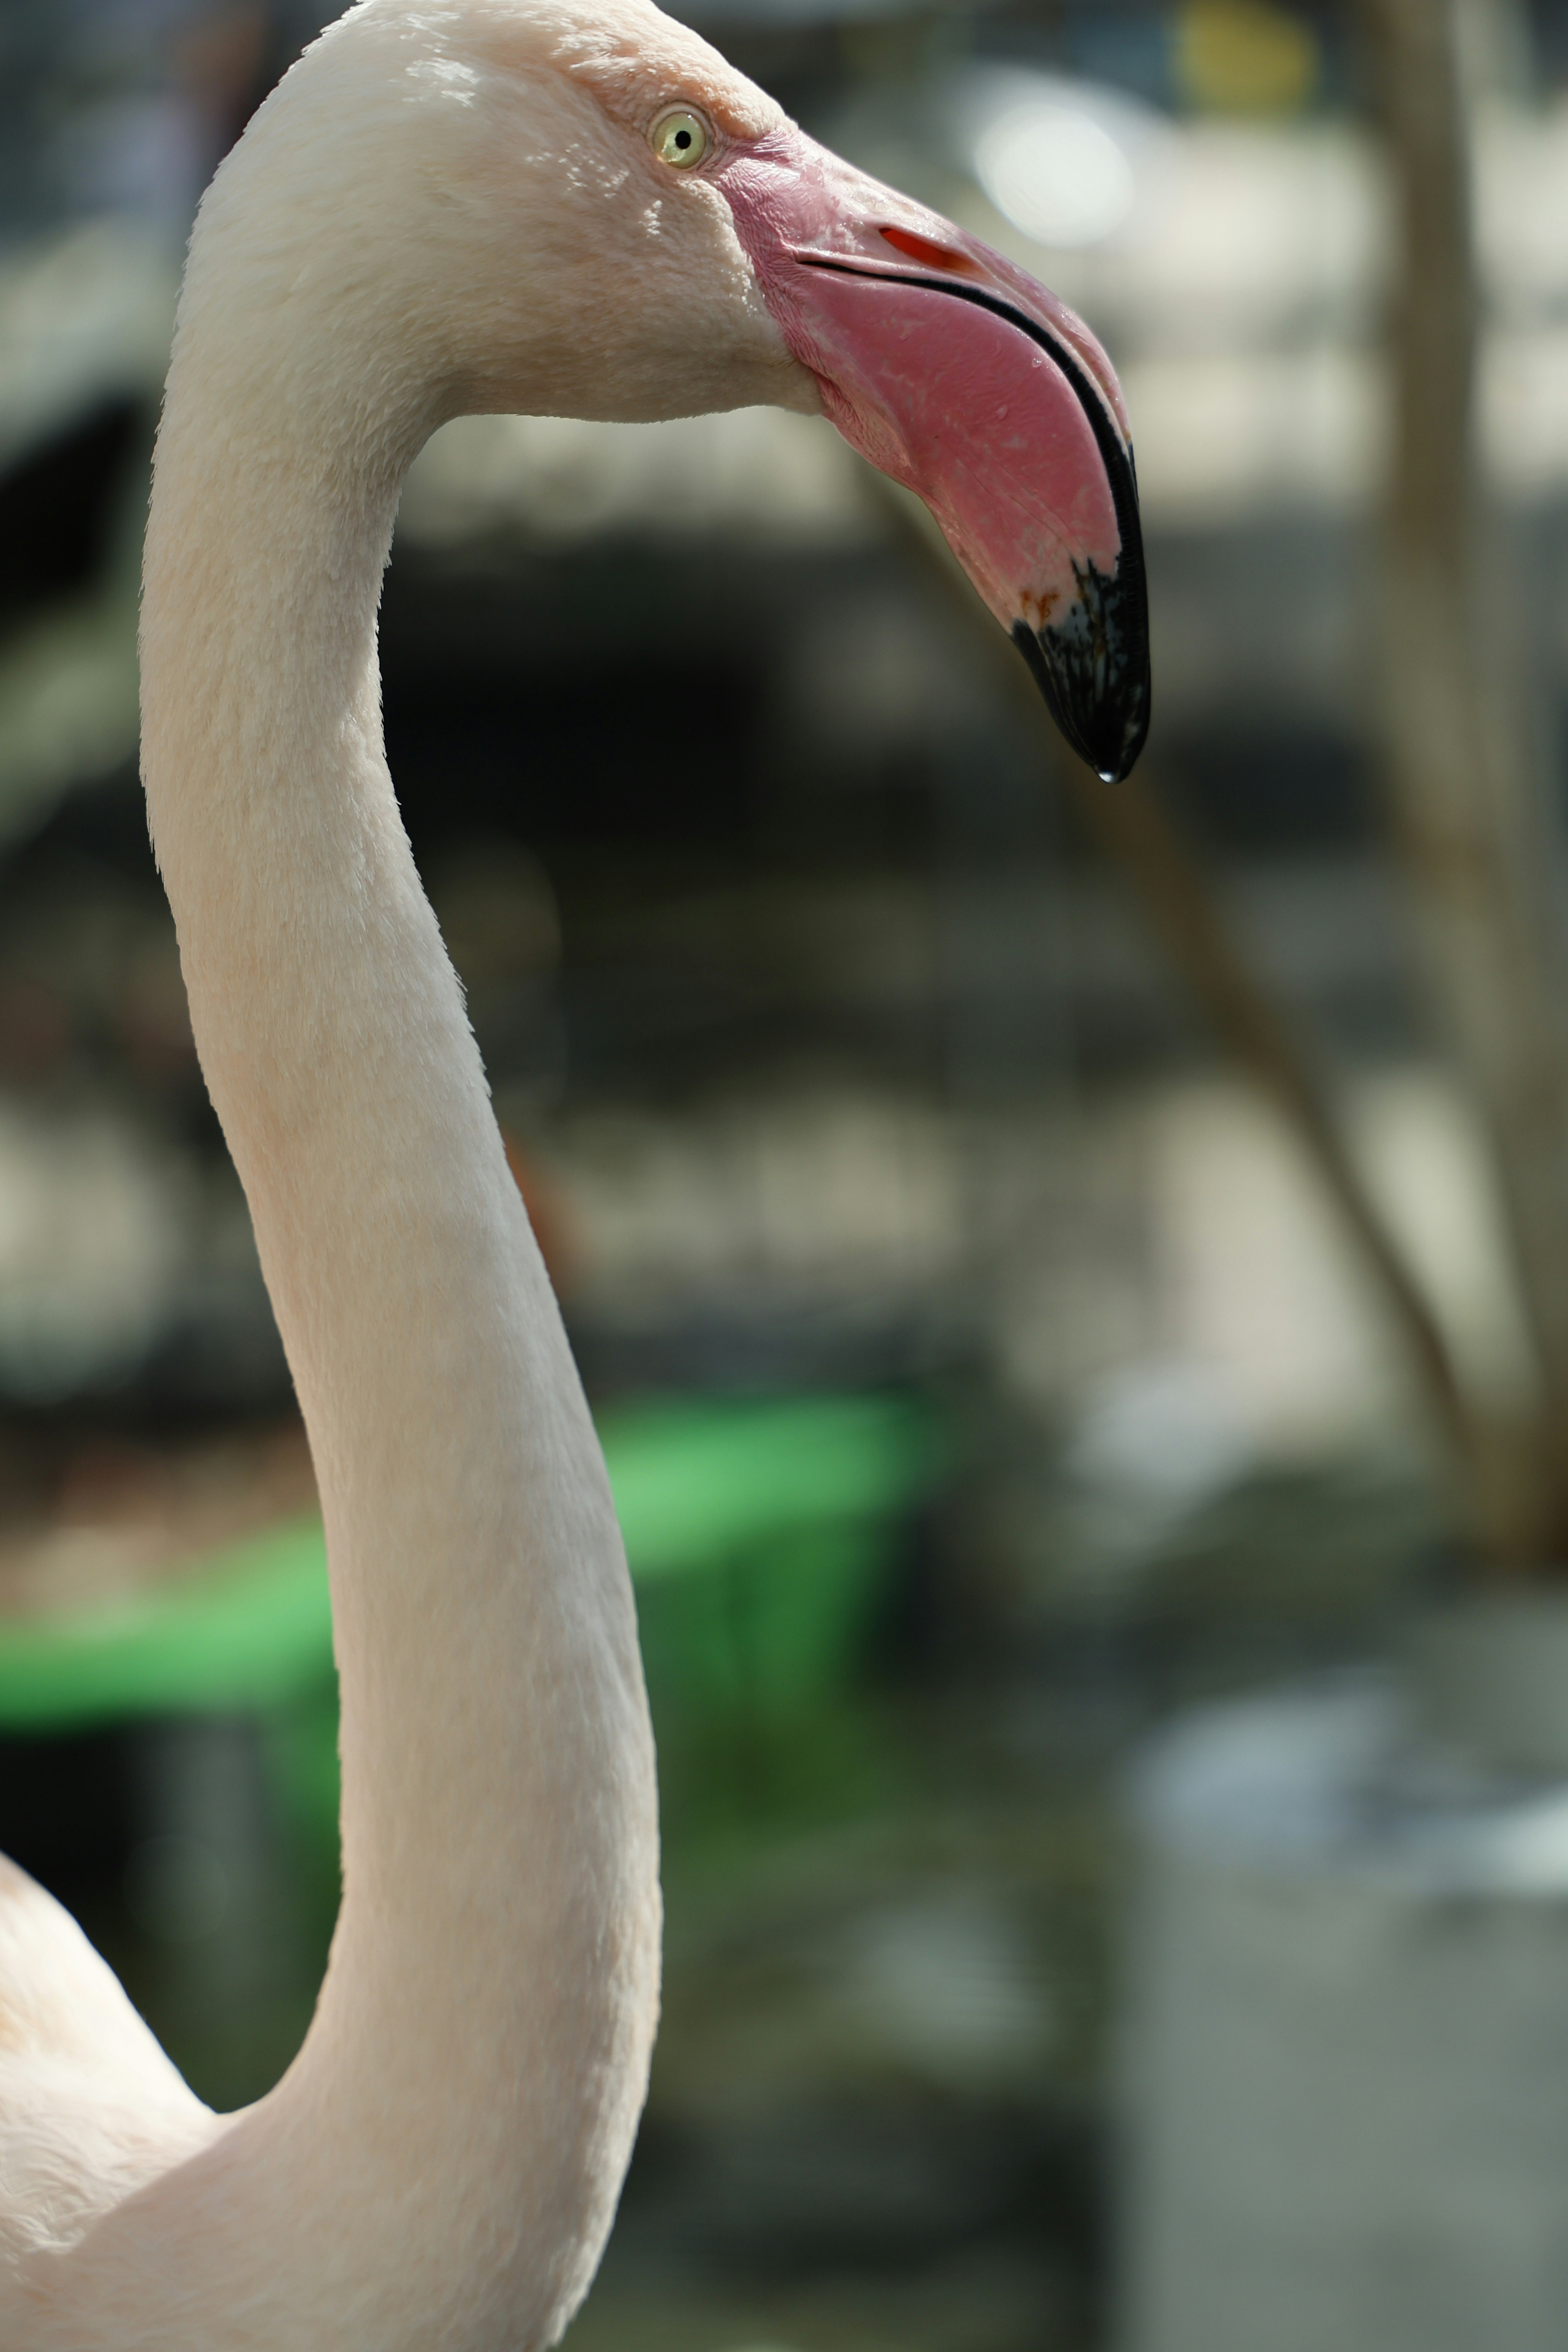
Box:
(717, 129, 1150, 783)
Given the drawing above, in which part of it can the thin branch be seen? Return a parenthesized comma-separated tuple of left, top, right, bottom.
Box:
(869, 479, 1502, 1535)
(1353, 0, 1568, 1556)
(1052, 748, 1482, 1482)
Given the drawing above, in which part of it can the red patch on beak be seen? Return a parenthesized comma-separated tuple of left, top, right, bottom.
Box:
(878, 225, 977, 275)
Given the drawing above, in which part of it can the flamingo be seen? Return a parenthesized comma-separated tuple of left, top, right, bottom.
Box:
(0, 2, 1148, 2343)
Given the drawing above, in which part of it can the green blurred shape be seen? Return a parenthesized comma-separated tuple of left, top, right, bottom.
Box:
(606, 1391, 931, 1726)
(0, 1520, 332, 1731)
(0, 1392, 935, 1737)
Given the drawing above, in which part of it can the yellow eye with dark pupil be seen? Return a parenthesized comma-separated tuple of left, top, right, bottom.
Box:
(651, 109, 709, 168)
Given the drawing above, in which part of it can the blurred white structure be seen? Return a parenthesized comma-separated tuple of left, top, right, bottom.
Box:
(1122, 1669, 1568, 2352)
(399, 405, 870, 550)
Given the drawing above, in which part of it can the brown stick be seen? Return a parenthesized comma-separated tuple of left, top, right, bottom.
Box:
(869, 477, 1501, 1534)
(1352, 0, 1568, 1558)
(1056, 755, 1483, 1478)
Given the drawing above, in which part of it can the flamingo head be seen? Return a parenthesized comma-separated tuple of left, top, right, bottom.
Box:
(234, 0, 1150, 781)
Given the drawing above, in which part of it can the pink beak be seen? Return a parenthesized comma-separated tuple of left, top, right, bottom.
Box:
(717, 128, 1150, 783)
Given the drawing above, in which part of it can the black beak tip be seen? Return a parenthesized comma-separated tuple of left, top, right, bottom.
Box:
(1011, 568, 1151, 786)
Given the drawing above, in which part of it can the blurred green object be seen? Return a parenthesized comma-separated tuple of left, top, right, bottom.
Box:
(0, 1391, 936, 1740)
(605, 1391, 933, 1724)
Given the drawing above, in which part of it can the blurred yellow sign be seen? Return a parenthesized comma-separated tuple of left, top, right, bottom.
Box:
(1175, 0, 1320, 115)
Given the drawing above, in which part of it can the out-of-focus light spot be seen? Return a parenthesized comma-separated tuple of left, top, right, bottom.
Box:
(974, 101, 1137, 247)
(1174, 0, 1320, 116)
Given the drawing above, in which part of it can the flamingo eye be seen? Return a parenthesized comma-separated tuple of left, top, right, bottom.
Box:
(650, 108, 710, 168)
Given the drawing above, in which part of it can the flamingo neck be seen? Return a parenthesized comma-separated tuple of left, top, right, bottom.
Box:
(45, 185, 660, 2352)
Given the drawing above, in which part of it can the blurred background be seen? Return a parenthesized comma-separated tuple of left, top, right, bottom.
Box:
(4, 0, 1568, 2345)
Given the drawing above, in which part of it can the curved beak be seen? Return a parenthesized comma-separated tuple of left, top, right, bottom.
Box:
(717, 129, 1150, 784)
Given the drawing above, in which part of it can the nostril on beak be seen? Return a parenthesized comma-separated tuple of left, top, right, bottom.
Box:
(878, 225, 978, 274)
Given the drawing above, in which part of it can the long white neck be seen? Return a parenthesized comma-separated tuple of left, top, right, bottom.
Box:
(26, 71, 661, 2352)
